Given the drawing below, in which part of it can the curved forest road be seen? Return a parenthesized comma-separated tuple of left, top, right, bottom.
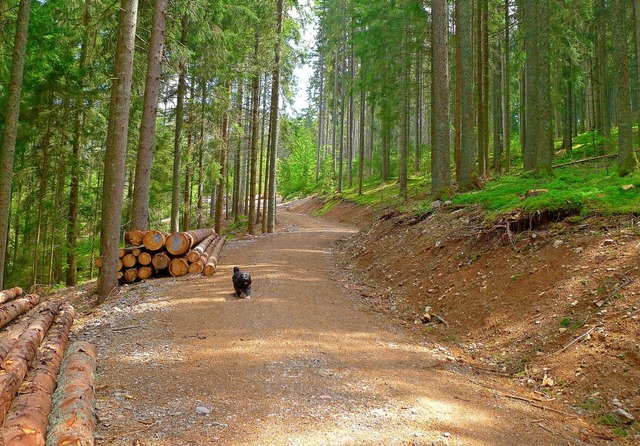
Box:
(83, 208, 600, 445)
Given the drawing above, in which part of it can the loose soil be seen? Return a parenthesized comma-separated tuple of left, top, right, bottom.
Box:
(58, 197, 639, 445)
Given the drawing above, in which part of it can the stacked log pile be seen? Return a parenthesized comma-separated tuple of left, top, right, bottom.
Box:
(0, 287, 97, 445)
(97, 228, 227, 284)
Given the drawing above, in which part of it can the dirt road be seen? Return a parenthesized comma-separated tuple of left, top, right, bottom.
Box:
(80, 208, 600, 445)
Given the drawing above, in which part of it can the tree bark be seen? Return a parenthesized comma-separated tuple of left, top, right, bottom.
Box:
(2, 305, 74, 446)
(634, 0, 640, 143)
(170, 15, 188, 233)
(503, 0, 511, 172)
(131, 0, 167, 231)
(203, 237, 226, 276)
(267, 0, 284, 233)
(46, 341, 97, 446)
(431, 0, 451, 199)
(248, 34, 260, 235)
(0, 0, 32, 288)
(611, 0, 638, 175)
(0, 301, 59, 426)
(66, 0, 92, 286)
(97, 0, 139, 299)
(0, 294, 40, 330)
(458, 0, 477, 190)
(0, 287, 22, 304)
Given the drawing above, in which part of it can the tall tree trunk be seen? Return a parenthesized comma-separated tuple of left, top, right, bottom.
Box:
(316, 51, 325, 181)
(634, 0, 640, 144)
(183, 79, 195, 231)
(492, 42, 503, 172)
(524, 0, 552, 174)
(454, 0, 462, 180)
(267, 0, 284, 233)
(66, 0, 91, 286)
(431, 0, 451, 199)
(33, 96, 55, 287)
(337, 43, 346, 193)
(170, 15, 188, 233)
(232, 82, 243, 222)
(248, 37, 260, 235)
(215, 84, 231, 234)
(596, 0, 611, 153)
(476, 0, 485, 176)
(131, 0, 168, 231)
(0, 0, 31, 288)
(612, 0, 638, 175)
(347, 43, 355, 189)
(415, 47, 423, 172)
(97, 0, 139, 299)
(197, 78, 206, 229)
(331, 50, 339, 174)
(358, 88, 365, 195)
(503, 0, 511, 172)
(459, 0, 477, 190)
(481, 0, 489, 174)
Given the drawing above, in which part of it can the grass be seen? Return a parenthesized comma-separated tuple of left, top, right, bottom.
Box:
(315, 125, 640, 223)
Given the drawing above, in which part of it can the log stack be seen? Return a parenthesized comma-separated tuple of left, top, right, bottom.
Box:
(96, 228, 227, 284)
(0, 286, 97, 445)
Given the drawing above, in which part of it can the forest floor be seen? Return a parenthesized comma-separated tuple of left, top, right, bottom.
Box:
(57, 196, 639, 445)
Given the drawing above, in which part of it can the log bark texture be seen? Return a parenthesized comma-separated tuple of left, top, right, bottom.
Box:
(45, 341, 97, 446)
(203, 237, 226, 276)
(2, 304, 74, 446)
(0, 287, 23, 304)
(0, 301, 60, 426)
(186, 233, 217, 263)
(0, 294, 41, 331)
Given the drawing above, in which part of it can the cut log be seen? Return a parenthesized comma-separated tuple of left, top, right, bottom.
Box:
(189, 235, 220, 275)
(117, 258, 123, 272)
(165, 228, 215, 256)
(124, 229, 145, 246)
(168, 257, 189, 277)
(122, 253, 137, 268)
(94, 256, 103, 269)
(45, 341, 97, 446)
(186, 233, 218, 263)
(138, 251, 152, 266)
(0, 294, 41, 331)
(188, 261, 204, 275)
(0, 307, 39, 362)
(2, 305, 74, 446)
(142, 230, 168, 251)
(123, 268, 138, 283)
(203, 237, 226, 276)
(152, 252, 171, 270)
(119, 245, 143, 258)
(0, 301, 60, 426)
(0, 287, 22, 304)
(137, 266, 154, 280)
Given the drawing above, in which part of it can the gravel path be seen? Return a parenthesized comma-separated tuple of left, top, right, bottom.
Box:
(80, 209, 598, 445)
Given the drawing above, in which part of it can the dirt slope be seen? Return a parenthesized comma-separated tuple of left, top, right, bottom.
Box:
(63, 203, 617, 445)
(294, 196, 640, 443)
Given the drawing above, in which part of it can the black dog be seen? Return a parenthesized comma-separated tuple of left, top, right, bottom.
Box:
(232, 266, 252, 298)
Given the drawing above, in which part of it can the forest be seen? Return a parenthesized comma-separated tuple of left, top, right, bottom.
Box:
(0, 0, 639, 297)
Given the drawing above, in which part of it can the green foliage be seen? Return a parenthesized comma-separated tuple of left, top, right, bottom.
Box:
(278, 119, 319, 200)
(451, 167, 640, 218)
